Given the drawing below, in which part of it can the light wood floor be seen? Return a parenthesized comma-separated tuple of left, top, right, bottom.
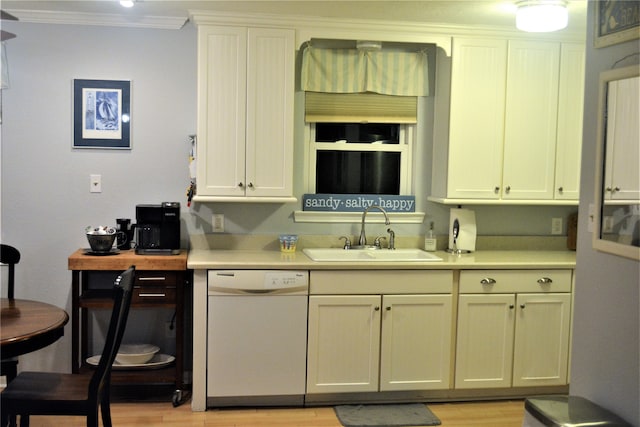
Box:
(20, 399, 526, 427)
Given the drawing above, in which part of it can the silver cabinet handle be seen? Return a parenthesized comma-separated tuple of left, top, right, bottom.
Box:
(480, 278, 496, 285)
(238, 182, 244, 188)
(248, 182, 254, 188)
(505, 186, 511, 193)
(139, 276, 166, 281)
(494, 186, 500, 193)
(537, 277, 553, 284)
(138, 293, 166, 297)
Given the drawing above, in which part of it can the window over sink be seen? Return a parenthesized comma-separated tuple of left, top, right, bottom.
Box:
(309, 122, 413, 195)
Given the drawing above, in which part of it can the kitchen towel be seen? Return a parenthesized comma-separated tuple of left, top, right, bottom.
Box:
(334, 403, 441, 426)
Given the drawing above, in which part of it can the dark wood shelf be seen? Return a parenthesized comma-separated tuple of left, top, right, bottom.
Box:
(69, 250, 191, 406)
(79, 363, 177, 384)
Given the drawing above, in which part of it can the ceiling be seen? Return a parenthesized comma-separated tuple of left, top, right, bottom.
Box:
(2, 0, 588, 33)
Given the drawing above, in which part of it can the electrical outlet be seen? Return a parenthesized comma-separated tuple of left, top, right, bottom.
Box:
(212, 214, 225, 233)
(90, 174, 102, 193)
(551, 217, 563, 235)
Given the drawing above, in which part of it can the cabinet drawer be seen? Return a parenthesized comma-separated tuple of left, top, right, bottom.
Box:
(135, 271, 179, 286)
(132, 286, 176, 304)
(460, 269, 571, 293)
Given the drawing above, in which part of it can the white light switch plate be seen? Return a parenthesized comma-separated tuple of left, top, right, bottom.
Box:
(90, 174, 102, 193)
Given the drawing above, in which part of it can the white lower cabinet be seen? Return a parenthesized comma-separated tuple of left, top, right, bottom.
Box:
(306, 271, 453, 394)
(455, 270, 572, 389)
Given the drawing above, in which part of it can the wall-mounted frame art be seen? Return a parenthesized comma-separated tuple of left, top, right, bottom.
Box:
(594, 0, 640, 48)
(73, 79, 131, 149)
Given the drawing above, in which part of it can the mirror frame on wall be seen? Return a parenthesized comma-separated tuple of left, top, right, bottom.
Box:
(593, 64, 640, 261)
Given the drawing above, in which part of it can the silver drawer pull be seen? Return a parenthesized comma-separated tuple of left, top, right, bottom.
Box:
(537, 277, 553, 284)
(138, 293, 166, 297)
(139, 276, 167, 281)
(480, 278, 496, 285)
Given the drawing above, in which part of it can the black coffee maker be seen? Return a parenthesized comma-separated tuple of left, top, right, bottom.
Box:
(135, 202, 181, 255)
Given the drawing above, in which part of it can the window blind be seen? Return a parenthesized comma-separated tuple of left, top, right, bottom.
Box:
(305, 92, 417, 123)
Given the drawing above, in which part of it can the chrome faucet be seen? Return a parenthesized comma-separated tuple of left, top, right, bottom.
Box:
(358, 205, 390, 247)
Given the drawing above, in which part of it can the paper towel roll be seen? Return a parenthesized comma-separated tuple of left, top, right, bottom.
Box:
(448, 208, 477, 252)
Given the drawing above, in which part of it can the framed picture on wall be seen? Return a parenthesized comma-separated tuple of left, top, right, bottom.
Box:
(594, 1, 640, 48)
(73, 79, 131, 149)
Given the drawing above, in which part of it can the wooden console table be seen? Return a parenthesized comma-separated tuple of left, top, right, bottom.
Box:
(68, 249, 191, 406)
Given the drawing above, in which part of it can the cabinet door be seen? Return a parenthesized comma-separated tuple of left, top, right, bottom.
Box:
(380, 295, 452, 391)
(245, 28, 295, 197)
(447, 38, 507, 199)
(307, 295, 381, 393)
(605, 75, 640, 201)
(554, 43, 585, 200)
(196, 25, 247, 197)
(455, 294, 515, 389)
(502, 40, 560, 200)
(512, 293, 571, 387)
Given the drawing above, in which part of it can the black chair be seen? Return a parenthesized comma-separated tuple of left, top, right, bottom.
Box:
(1, 244, 21, 384)
(1, 266, 136, 427)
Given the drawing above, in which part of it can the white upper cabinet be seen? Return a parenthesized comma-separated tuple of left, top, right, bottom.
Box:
(446, 38, 507, 200)
(604, 75, 640, 201)
(195, 25, 295, 202)
(554, 43, 585, 201)
(502, 40, 560, 200)
(431, 37, 584, 205)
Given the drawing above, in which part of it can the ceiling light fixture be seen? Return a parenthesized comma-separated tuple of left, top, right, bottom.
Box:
(120, 0, 135, 8)
(516, 0, 568, 32)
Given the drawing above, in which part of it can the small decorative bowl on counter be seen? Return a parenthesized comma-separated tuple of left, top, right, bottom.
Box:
(279, 234, 298, 253)
(85, 226, 118, 252)
(115, 343, 160, 365)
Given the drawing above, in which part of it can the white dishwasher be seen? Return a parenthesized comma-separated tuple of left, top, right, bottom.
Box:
(207, 270, 308, 407)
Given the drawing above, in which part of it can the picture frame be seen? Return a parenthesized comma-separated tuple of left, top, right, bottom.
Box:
(594, 1, 640, 48)
(73, 79, 131, 149)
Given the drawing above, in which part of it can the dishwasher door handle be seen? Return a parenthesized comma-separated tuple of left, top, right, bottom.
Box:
(208, 285, 308, 295)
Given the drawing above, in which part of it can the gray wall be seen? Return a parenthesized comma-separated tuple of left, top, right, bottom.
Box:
(0, 21, 197, 371)
(2, 19, 577, 373)
(570, 2, 640, 425)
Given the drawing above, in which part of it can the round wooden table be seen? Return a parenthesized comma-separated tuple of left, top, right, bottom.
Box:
(1, 298, 69, 359)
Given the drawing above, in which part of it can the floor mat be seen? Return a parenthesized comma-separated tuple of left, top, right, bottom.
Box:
(334, 403, 441, 427)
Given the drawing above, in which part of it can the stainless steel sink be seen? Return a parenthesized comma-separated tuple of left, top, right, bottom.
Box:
(302, 248, 442, 262)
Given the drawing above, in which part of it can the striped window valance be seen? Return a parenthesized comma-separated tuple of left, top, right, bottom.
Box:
(301, 46, 429, 97)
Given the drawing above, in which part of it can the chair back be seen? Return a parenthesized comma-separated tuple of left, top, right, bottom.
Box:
(0, 244, 21, 300)
(89, 266, 135, 398)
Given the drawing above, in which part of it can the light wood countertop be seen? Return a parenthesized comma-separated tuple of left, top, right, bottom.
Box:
(187, 249, 576, 270)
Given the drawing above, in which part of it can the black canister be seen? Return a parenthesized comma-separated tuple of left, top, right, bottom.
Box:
(116, 218, 132, 250)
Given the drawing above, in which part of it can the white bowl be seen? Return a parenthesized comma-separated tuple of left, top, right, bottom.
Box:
(115, 344, 160, 365)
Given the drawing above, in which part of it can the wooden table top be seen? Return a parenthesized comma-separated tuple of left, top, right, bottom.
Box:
(68, 249, 188, 271)
(1, 298, 69, 358)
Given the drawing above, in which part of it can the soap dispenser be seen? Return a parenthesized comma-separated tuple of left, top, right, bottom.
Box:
(424, 222, 437, 251)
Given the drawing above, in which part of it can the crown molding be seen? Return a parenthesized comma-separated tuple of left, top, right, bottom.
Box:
(5, 9, 188, 30)
(189, 10, 586, 49)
